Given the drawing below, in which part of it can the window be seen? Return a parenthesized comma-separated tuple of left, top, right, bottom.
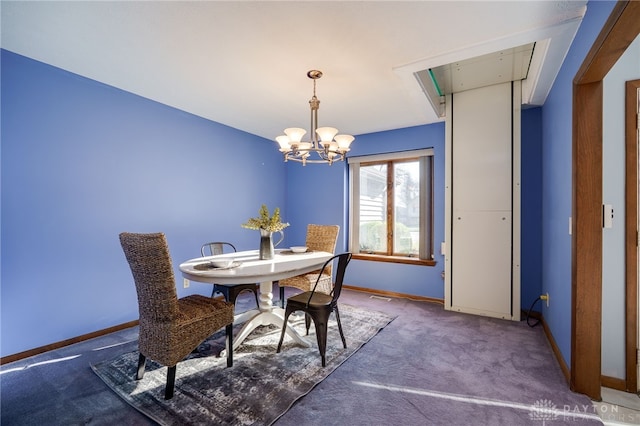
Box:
(348, 149, 434, 265)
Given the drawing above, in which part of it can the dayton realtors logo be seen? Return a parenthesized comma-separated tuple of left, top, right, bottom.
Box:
(529, 399, 558, 425)
(529, 399, 602, 424)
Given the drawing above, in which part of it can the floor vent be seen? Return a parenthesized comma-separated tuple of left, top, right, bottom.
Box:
(369, 295, 392, 302)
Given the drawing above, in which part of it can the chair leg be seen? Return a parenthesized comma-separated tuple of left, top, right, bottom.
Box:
(213, 285, 230, 301)
(221, 285, 260, 309)
(226, 323, 234, 367)
(136, 353, 146, 380)
(305, 313, 311, 335)
(165, 365, 176, 399)
(238, 286, 260, 308)
(334, 306, 347, 349)
(276, 307, 294, 353)
(228, 288, 239, 304)
(312, 314, 329, 367)
(279, 285, 285, 308)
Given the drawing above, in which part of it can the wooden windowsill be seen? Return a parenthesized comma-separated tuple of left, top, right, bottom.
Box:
(351, 253, 436, 266)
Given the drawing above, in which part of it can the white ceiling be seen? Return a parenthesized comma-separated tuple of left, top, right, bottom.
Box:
(0, 1, 587, 141)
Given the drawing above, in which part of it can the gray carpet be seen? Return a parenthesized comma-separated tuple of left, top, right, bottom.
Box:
(2, 290, 607, 425)
(91, 304, 394, 426)
(274, 293, 604, 425)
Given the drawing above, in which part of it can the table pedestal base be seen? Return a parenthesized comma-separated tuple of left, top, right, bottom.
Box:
(231, 308, 310, 351)
(227, 280, 310, 351)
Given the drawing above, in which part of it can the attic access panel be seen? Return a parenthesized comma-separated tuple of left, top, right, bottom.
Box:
(415, 42, 535, 116)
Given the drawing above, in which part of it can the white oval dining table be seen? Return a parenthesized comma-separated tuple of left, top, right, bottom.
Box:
(179, 249, 333, 351)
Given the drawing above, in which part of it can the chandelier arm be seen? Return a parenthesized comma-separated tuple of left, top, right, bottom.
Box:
(286, 156, 343, 165)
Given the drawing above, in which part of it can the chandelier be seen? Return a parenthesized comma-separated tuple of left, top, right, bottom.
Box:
(275, 70, 354, 165)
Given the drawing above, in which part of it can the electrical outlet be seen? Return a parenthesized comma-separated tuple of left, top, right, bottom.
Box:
(183, 278, 190, 288)
(540, 293, 549, 308)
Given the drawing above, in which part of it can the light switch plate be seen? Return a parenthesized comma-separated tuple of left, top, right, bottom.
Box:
(603, 204, 614, 228)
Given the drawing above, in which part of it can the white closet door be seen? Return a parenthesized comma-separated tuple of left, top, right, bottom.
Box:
(450, 82, 513, 319)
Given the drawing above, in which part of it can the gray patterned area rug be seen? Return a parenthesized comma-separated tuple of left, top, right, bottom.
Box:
(91, 304, 394, 426)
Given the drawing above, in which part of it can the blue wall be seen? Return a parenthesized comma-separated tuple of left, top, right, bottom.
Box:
(0, 50, 286, 357)
(540, 0, 617, 366)
(0, 47, 547, 358)
(521, 107, 543, 309)
(4, 7, 598, 357)
(283, 159, 349, 249)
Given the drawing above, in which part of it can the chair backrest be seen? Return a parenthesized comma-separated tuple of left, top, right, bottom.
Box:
(306, 224, 339, 252)
(306, 224, 339, 274)
(201, 242, 237, 257)
(119, 232, 179, 322)
(309, 252, 352, 305)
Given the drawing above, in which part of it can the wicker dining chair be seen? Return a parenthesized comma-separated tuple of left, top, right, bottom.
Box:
(277, 252, 352, 366)
(277, 224, 339, 307)
(119, 232, 234, 400)
(201, 241, 260, 308)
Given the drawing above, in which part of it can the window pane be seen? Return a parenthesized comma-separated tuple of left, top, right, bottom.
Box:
(394, 161, 420, 255)
(359, 164, 387, 253)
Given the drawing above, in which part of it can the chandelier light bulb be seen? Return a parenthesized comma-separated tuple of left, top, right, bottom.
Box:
(284, 128, 306, 143)
(275, 135, 292, 152)
(298, 142, 312, 153)
(316, 127, 339, 143)
(334, 134, 355, 151)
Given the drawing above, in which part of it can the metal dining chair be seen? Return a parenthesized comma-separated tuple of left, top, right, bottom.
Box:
(276, 224, 339, 307)
(201, 241, 260, 308)
(277, 252, 352, 367)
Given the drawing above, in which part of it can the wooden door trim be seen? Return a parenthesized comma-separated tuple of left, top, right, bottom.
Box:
(572, 0, 640, 400)
(572, 80, 603, 399)
(625, 80, 640, 391)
